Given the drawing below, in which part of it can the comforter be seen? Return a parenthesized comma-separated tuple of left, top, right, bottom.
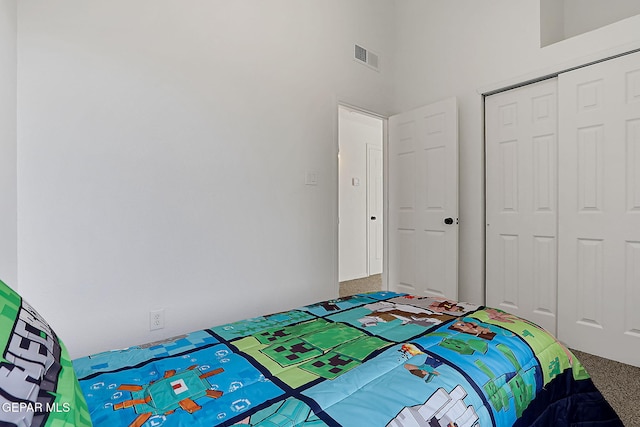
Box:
(72, 292, 622, 427)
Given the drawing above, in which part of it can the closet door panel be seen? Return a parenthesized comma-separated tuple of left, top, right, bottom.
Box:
(558, 50, 640, 367)
(532, 235, 556, 317)
(624, 242, 640, 337)
(486, 79, 558, 334)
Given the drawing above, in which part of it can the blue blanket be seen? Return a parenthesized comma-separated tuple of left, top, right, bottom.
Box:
(73, 292, 621, 426)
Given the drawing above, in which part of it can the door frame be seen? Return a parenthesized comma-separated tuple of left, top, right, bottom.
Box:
(336, 102, 389, 291)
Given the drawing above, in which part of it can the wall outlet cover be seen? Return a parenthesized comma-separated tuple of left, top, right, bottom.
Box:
(150, 309, 165, 331)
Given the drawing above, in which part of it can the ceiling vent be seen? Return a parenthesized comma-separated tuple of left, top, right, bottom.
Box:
(354, 44, 380, 71)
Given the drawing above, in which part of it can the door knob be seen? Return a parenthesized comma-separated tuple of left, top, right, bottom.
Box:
(371, 216, 377, 220)
(444, 217, 454, 225)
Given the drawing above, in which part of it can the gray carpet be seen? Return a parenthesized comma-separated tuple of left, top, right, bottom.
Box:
(339, 276, 637, 425)
(571, 349, 640, 426)
(339, 274, 382, 298)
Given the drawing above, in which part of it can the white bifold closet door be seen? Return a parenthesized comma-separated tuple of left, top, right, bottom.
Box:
(557, 51, 640, 366)
(485, 79, 558, 335)
(486, 50, 640, 366)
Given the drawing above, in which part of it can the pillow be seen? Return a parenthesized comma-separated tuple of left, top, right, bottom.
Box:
(0, 279, 92, 426)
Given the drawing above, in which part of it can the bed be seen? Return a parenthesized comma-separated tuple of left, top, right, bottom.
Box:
(0, 280, 622, 426)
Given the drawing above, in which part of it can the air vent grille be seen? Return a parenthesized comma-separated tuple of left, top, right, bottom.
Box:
(355, 44, 367, 63)
(354, 44, 379, 71)
(367, 51, 379, 69)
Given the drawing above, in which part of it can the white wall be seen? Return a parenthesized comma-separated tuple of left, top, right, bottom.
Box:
(540, 0, 564, 47)
(392, 0, 640, 304)
(564, 0, 640, 40)
(17, 0, 395, 358)
(542, 0, 640, 46)
(0, 0, 17, 290)
(338, 106, 383, 282)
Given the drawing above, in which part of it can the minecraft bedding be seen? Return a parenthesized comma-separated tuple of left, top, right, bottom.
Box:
(72, 291, 622, 427)
(0, 280, 91, 427)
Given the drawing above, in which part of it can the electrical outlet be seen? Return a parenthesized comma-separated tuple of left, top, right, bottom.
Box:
(149, 309, 165, 331)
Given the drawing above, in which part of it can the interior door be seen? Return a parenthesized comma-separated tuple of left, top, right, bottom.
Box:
(557, 51, 640, 366)
(367, 144, 383, 275)
(485, 79, 558, 334)
(388, 98, 458, 299)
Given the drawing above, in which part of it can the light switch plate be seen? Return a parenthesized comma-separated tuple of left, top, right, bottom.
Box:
(305, 171, 318, 186)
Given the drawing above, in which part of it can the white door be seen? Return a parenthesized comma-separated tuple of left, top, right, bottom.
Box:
(485, 79, 558, 334)
(558, 51, 640, 366)
(367, 145, 383, 275)
(388, 98, 458, 299)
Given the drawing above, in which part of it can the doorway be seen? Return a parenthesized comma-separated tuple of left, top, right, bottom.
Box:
(338, 105, 385, 297)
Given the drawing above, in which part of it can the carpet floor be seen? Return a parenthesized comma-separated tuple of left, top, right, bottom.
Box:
(339, 274, 382, 298)
(571, 349, 640, 426)
(339, 275, 638, 425)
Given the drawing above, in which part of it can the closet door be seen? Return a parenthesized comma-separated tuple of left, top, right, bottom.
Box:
(485, 79, 558, 334)
(558, 51, 640, 366)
